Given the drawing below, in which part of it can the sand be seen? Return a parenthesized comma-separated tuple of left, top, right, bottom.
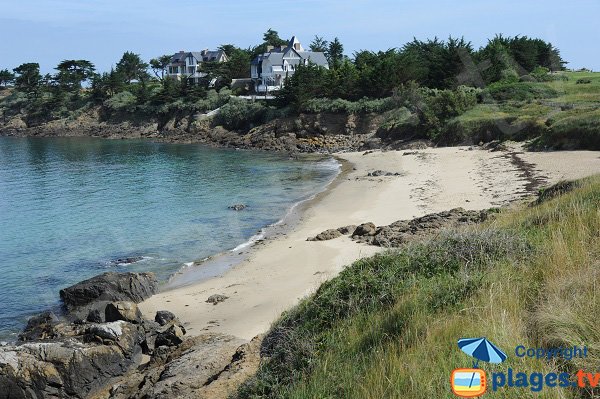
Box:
(139, 146, 600, 341)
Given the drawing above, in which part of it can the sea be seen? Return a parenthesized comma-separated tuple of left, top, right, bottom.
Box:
(0, 137, 339, 341)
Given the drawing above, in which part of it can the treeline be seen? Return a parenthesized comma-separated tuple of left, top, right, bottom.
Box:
(0, 30, 566, 132)
(278, 34, 565, 107)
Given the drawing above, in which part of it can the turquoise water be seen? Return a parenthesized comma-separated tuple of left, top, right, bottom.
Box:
(0, 137, 339, 340)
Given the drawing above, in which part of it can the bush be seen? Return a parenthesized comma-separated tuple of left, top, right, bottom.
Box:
(576, 78, 592, 84)
(103, 91, 137, 112)
(482, 81, 558, 102)
(214, 97, 270, 131)
(300, 97, 397, 114)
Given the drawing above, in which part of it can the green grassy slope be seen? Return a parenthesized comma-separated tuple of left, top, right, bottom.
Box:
(447, 72, 600, 149)
(237, 175, 600, 399)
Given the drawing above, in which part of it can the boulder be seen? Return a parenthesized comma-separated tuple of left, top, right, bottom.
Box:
(59, 272, 158, 313)
(352, 222, 377, 237)
(0, 321, 143, 399)
(155, 322, 186, 347)
(307, 229, 342, 241)
(18, 311, 59, 342)
(228, 204, 247, 211)
(206, 294, 229, 305)
(155, 310, 176, 326)
(337, 225, 357, 235)
(105, 301, 142, 323)
(86, 309, 104, 323)
(367, 170, 401, 177)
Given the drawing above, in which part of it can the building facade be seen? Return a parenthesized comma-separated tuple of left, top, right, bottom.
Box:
(251, 36, 328, 93)
(166, 50, 228, 84)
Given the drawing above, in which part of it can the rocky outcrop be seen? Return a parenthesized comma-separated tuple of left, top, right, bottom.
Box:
(353, 222, 377, 237)
(308, 209, 496, 248)
(0, 321, 144, 398)
(307, 229, 343, 241)
(59, 272, 158, 313)
(228, 204, 247, 211)
(0, 272, 188, 399)
(105, 301, 143, 324)
(107, 333, 261, 399)
(353, 208, 494, 247)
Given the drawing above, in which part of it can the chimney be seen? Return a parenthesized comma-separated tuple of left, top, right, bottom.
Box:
(266, 45, 274, 52)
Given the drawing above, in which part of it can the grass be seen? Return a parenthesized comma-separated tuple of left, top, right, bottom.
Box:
(236, 175, 600, 399)
(439, 72, 600, 148)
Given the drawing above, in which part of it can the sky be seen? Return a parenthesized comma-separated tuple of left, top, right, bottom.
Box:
(1, 0, 598, 74)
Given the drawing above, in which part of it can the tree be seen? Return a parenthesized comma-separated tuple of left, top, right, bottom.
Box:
(326, 37, 344, 69)
(218, 44, 237, 57)
(149, 55, 172, 81)
(55, 60, 96, 91)
(263, 29, 287, 47)
(90, 68, 125, 101)
(13, 63, 41, 94)
(222, 48, 252, 81)
(0, 69, 15, 87)
(309, 36, 328, 53)
(115, 52, 149, 84)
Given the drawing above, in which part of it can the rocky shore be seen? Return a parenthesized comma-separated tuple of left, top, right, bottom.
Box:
(0, 272, 259, 399)
(0, 107, 429, 153)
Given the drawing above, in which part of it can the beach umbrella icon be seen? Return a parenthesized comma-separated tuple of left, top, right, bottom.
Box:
(458, 337, 507, 388)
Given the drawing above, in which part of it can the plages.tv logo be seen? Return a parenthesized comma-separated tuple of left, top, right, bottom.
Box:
(451, 337, 508, 397)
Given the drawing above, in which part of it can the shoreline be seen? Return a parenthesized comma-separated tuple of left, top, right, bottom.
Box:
(163, 156, 348, 290)
(139, 144, 600, 341)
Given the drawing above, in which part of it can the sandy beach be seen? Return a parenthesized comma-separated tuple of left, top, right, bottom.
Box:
(139, 145, 600, 341)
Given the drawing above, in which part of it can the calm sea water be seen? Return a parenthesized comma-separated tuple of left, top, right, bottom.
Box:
(0, 137, 339, 340)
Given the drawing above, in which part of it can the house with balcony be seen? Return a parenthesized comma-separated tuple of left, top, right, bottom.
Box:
(166, 49, 228, 84)
(251, 36, 328, 93)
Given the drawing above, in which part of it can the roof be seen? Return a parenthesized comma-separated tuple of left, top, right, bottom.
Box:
(297, 51, 328, 66)
(250, 36, 328, 68)
(169, 50, 227, 65)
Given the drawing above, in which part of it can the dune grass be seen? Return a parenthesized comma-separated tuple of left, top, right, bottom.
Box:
(236, 175, 600, 399)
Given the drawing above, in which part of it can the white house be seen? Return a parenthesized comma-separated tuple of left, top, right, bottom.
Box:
(251, 36, 328, 93)
(166, 50, 228, 84)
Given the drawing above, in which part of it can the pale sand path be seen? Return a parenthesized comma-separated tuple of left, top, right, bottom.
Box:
(140, 146, 600, 341)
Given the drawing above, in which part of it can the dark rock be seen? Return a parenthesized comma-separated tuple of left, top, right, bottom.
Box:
(351, 208, 494, 248)
(337, 225, 357, 235)
(59, 272, 158, 313)
(114, 256, 144, 265)
(367, 170, 401, 177)
(307, 229, 343, 241)
(86, 309, 104, 323)
(228, 204, 247, 211)
(1, 321, 143, 399)
(18, 311, 59, 342)
(155, 310, 177, 326)
(206, 294, 229, 305)
(155, 322, 186, 347)
(105, 301, 142, 323)
(353, 222, 377, 237)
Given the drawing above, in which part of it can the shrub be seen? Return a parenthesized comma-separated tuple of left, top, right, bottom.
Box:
(482, 81, 558, 102)
(214, 97, 270, 131)
(576, 78, 592, 84)
(103, 91, 137, 112)
(300, 97, 397, 114)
